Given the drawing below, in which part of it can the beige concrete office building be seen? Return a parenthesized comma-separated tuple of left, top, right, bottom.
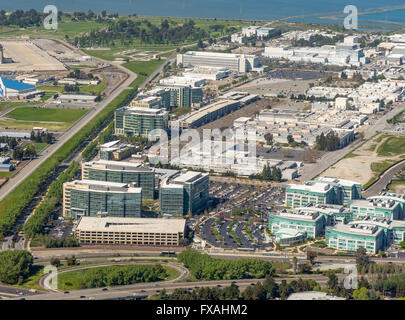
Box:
(74, 216, 186, 246)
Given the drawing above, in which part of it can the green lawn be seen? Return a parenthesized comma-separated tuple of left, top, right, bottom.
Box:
(377, 135, 405, 156)
(5, 107, 88, 123)
(0, 171, 14, 178)
(123, 59, 166, 88)
(363, 160, 397, 189)
(57, 264, 179, 290)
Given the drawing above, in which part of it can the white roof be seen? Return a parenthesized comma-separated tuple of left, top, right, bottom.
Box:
(76, 216, 186, 233)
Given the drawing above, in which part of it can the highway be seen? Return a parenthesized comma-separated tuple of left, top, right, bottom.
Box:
(16, 274, 341, 300)
(300, 104, 405, 181)
(0, 61, 136, 202)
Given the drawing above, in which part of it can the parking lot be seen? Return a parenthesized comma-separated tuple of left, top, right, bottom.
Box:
(197, 181, 285, 250)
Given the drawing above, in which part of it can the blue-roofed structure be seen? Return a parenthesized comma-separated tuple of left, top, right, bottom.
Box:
(0, 77, 36, 97)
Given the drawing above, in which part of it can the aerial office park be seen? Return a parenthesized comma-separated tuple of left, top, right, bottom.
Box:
(2, 8, 405, 264)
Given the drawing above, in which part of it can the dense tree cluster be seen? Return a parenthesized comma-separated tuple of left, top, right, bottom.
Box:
(30, 131, 54, 144)
(73, 19, 209, 47)
(24, 161, 79, 237)
(249, 164, 282, 182)
(315, 131, 340, 151)
(0, 9, 42, 28)
(157, 276, 319, 300)
(292, 34, 344, 47)
(178, 250, 274, 280)
(0, 250, 33, 284)
(72, 264, 167, 289)
(12, 144, 37, 160)
(43, 237, 79, 248)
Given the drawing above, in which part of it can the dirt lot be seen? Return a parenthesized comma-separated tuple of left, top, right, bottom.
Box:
(322, 133, 405, 185)
(0, 40, 66, 72)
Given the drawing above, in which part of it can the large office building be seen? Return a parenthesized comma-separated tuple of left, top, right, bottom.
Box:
(295, 203, 353, 226)
(99, 140, 136, 161)
(74, 216, 186, 246)
(114, 106, 169, 137)
(179, 99, 241, 129)
(316, 177, 362, 205)
(350, 199, 401, 220)
(268, 209, 326, 241)
(159, 171, 209, 216)
(286, 177, 361, 208)
(157, 84, 203, 108)
(325, 223, 384, 254)
(82, 160, 155, 199)
(177, 51, 262, 73)
(63, 180, 142, 219)
(368, 192, 405, 220)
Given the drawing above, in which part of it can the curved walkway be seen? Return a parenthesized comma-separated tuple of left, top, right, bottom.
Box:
(40, 261, 189, 292)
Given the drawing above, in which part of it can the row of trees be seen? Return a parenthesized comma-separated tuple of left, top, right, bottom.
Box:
(12, 144, 37, 160)
(157, 275, 319, 300)
(315, 131, 340, 151)
(70, 264, 167, 289)
(72, 19, 209, 47)
(0, 9, 42, 28)
(177, 250, 274, 281)
(292, 34, 344, 47)
(30, 131, 54, 144)
(249, 165, 282, 182)
(24, 161, 79, 237)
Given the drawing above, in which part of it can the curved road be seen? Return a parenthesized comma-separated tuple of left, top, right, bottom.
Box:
(363, 158, 405, 197)
(40, 261, 190, 292)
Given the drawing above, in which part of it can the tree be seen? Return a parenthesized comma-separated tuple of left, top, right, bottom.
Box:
(292, 256, 298, 274)
(50, 257, 61, 268)
(287, 135, 294, 144)
(306, 251, 317, 265)
(353, 287, 371, 300)
(243, 285, 254, 300)
(327, 273, 338, 290)
(262, 275, 279, 299)
(356, 247, 370, 270)
(252, 282, 266, 300)
(298, 263, 312, 274)
(67, 255, 77, 266)
(264, 133, 273, 145)
(0, 250, 33, 284)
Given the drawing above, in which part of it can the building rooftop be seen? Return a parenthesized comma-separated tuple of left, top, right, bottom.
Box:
(276, 208, 322, 221)
(1, 77, 35, 91)
(84, 160, 152, 173)
(65, 179, 142, 194)
(317, 176, 361, 187)
(351, 198, 398, 210)
(287, 181, 332, 193)
(76, 216, 186, 233)
(329, 223, 382, 236)
(287, 291, 345, 300)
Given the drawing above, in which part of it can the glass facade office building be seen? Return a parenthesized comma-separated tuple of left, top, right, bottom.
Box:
(114, 106, 168, 137)
(159, 171, 209, 216)
(82, 160, 155, 199)
(63, 180, 142, 219)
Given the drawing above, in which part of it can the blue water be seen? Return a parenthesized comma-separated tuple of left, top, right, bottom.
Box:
(1, 0, 405, 26)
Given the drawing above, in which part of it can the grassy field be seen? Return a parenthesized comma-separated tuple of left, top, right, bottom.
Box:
(363, 160, 397, 189)
(0, 171, 14, 178)
(123, 59, 167, 88)
(377, 135, 405, 156)
(5, 107, 88, 123)
(38, 81, 107, 96)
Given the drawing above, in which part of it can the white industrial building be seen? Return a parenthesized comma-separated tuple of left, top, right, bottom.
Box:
(177, 51, 264, 73)
(182, 66, 230, 81)
(263, 36, 368, 67)
(159, 76, 206, 87)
